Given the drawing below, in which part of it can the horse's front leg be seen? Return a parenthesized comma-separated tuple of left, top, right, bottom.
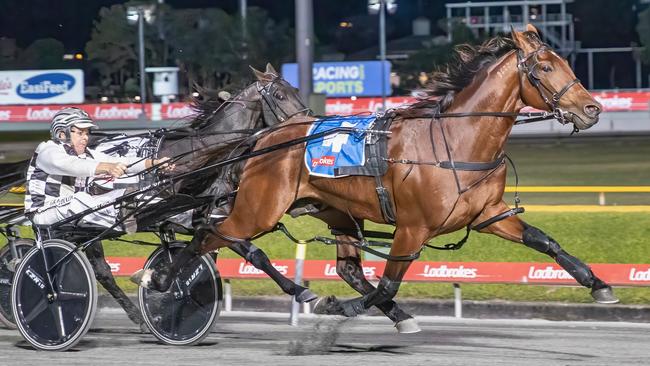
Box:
(475, 201, 618, 303)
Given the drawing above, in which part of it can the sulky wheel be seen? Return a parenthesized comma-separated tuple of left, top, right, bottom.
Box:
(0, 238, 35, 328)
(139, 242, 221, 346)
(11, 239, 97, 351)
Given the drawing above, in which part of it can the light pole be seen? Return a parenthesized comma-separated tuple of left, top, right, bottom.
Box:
(127, 5, 155, 120)
(295, 0, 314, 107)
(368, 0, 396, 113)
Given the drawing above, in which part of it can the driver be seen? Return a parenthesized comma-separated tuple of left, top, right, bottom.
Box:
(24, 107, 172, 230)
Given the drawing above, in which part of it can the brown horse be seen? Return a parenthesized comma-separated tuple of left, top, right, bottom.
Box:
(137, 25, 617, 332)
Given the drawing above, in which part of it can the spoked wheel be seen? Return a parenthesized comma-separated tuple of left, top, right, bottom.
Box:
(0, 238, 35, 328)
(11, 239, 97, 351)
(139, 242, 221, 346)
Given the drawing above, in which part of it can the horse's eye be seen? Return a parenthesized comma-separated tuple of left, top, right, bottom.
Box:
(542, 65, 553, 73)
(274, 92, 285, 100)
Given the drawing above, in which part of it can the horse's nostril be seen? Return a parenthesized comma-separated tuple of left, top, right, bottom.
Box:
(584, 104, 601, 117)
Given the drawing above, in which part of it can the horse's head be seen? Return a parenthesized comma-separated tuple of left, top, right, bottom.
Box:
(250, 63, 310, 126)
(190, 64, 308, 134)
(512, 25, 601, 130)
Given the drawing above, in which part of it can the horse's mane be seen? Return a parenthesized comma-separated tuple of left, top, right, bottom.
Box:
(178, 136, 251, 195)
(397, 32, 542, 118)
(188, 96, 226, 129)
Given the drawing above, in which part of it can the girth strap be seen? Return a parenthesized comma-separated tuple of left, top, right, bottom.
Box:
(439, 154, 505, 171)
(337, 113, 397, 225)
(373, 114, 397, 225)
(375, 175, 396, 225)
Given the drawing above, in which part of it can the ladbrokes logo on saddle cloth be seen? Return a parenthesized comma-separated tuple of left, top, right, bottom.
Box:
(305, 116, 375, 178)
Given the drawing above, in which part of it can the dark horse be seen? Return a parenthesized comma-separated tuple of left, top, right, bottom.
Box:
(13, 64, 313, 331)
(136, 26, 618, 333)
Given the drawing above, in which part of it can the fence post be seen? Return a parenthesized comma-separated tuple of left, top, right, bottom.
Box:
(453, 283, 462, 318)
(224, 279, 232, 312)
(598, 192, 606, 205)
(302, 280, 311, 314)
(289, 243, 307, 326)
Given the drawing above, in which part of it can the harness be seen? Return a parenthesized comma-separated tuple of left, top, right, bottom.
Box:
(335, 113, 397, 224)
(299, 43, 586, 259)
(257, 78, 311, 123)
(411, 44, 584, 252)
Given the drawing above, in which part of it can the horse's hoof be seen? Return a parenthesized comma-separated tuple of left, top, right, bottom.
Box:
(395, 318, 421, 334)
(295, 288, 318, 303)
(313, 295, 339, 315)
(591, 286, 619, 304)
(7, 258, 20, 272)
(339, 298, 365, 317)
(130, 269, 153, 289)
(139, 322, 150, 334)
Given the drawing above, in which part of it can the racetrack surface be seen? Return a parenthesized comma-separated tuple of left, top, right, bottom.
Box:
(1, 309, 649, 365)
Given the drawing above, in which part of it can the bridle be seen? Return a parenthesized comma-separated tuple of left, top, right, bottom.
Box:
(257, 78, 311, 123)
(516, 45, 582, 125)
(430, 45, 584, 128)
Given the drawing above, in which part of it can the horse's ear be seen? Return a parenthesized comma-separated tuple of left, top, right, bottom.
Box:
(265, 63, 279, 77)
(248, 65, 268, 81)
(526, 24, 539, 35)
(510, 25, 534, 53)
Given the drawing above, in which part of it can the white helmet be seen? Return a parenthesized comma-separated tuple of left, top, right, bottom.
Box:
(50, 107, 97, 142)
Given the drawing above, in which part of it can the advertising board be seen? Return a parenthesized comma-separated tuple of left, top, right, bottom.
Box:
(0, 69, 84, 105)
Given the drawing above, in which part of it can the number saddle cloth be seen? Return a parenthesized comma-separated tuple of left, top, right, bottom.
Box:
(304, 113, 396, 224)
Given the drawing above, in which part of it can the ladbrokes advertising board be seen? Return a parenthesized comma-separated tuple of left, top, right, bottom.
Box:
(0, 69, 84, 105)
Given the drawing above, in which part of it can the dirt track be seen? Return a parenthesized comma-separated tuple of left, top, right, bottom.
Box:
(1, 309, 649, 365)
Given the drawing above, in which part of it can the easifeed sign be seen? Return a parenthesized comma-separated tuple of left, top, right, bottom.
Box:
(281, 61, 391, 97)
(0, 69, 84, 105)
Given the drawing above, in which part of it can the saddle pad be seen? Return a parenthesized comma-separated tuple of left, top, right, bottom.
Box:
(305, 115, 375, 178)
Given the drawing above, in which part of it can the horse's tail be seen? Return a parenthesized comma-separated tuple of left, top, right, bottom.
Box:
(0, 159, 29, 195)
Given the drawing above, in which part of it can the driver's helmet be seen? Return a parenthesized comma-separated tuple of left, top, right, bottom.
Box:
(50, 107, 97, 142)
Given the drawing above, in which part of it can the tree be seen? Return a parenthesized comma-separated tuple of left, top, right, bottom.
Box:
(396, 23, 478, 92)
(225, 7, 295, 87)
(165, 7, 294, 92)
(85, 1, 165, 97)
(637, 6, 650, 65)
(18, 38, 66, 69)
(84, 4, 295, 99)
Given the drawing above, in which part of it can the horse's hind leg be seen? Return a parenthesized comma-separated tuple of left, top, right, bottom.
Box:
(228, 241, 317, 302)
(312, 210, 418, 332)
(316, 226, 429, 319)
(85, 242, 148, 331)
(134, 154, 311, 299)
(333, 244, 419, 333)
(476, 202, 618, 304)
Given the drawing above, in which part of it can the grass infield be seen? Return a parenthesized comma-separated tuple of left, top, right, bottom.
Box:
(4, 212, 649, 303)
(1, 137, 649, 303)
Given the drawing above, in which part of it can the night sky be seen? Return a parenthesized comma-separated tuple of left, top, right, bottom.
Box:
(0, 0, 442, 52)
(0, 1, 643, 54)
